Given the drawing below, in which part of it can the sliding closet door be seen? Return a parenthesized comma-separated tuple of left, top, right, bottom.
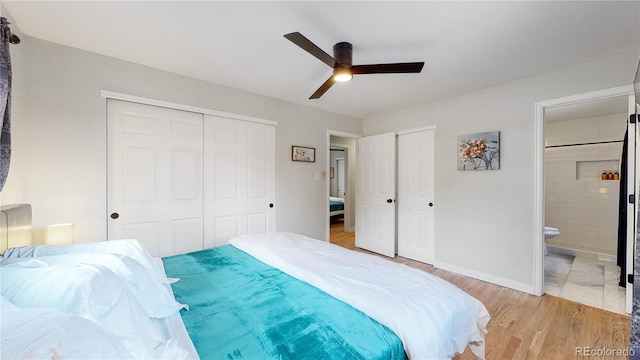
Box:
(204, 115, 276, 248)
(397, 129, 435, 264)
(107, 100, 204, 257)
(355, 132, 396, 257)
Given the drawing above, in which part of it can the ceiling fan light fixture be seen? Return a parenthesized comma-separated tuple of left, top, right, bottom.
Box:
(333, 68, 352, 82)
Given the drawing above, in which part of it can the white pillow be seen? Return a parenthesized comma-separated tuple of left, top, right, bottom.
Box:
(2, 253, 186, 318)
(2, 239, 169, 284)
(0, 262, 164, 354)
(1, 296, 134, 359)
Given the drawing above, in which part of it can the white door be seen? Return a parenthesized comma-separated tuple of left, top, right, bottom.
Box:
(355, 132, 396, 257)
(626, 95, 639, 313)
(397, 130, 435, 263)
(108, 100, 203, 257)
(337, 157, 346, 198)
(204, 115, 276, 248)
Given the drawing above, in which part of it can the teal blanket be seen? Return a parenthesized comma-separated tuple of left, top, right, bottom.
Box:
(163, 245, 406, 360)
(329, 201, 344, 212)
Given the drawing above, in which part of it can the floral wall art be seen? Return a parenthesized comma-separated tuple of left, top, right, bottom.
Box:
(457, 131, 500, 171)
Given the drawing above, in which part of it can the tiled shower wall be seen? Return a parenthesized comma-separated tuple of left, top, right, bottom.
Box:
(545, 113, 627, 256)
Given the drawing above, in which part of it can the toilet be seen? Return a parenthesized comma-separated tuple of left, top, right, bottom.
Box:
(544, 226, 560, 255)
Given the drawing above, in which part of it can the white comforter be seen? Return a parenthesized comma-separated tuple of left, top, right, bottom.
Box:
(229, 232, 490, 360)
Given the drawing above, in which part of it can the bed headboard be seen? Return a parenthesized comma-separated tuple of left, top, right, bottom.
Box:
(0, 204, 32, 254)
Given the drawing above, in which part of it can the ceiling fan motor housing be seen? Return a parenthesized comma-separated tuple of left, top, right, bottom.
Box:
(333, 42, 352, 68)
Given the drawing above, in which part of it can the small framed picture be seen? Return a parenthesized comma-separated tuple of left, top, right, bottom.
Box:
(292, 146, 315, 162)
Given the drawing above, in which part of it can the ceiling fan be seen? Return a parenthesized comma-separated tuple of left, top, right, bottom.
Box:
(284, 32, 425, 99)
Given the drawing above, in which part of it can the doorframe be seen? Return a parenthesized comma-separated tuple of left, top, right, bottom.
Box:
(533, 84, 635, 296)
(331, 150, 347, 232)
(335, 157, 346, 198)
(101, 91, 278, 126)
(326, 130, 361, 242)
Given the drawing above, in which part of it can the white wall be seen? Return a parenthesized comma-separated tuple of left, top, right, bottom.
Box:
(1, 21, 362, 244)
(363, 50, 639, 293)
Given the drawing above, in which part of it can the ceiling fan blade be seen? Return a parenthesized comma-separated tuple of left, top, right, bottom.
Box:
(310, 75, 336, 99)
(351, 62, 425, 75)
(284, 32, 337, 68)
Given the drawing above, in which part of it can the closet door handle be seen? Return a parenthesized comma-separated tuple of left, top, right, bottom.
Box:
(428, 202, 433, 207)
(110, 212, 119, 219)
(386, 199, 393, 203)
(269, 203, 274, 208)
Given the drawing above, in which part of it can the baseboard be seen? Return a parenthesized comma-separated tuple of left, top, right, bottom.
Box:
(431, 259, 536, 295)
(547, 245, 616, 263)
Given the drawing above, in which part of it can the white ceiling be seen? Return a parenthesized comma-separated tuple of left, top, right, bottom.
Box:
(4, 1, 640, 119)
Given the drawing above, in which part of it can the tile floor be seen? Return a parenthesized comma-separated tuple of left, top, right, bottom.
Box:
(544, 252, 627, 315)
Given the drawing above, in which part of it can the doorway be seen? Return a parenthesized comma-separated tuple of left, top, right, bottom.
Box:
(543, 95, 628, 314)
(326, 131, 358, 245)
(535, 85, 636, 314)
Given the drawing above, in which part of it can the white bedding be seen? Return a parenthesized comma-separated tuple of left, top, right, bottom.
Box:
(229, 232, 490, 360)
(2, 253, 186, 318)
(0, 239, 199, 360)
(1, 296, 135, 359)
(2, 239, 169, 284)
(154, 258, 200, 360)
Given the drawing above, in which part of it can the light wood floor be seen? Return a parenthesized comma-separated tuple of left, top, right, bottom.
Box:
(329, 221, 631, 359)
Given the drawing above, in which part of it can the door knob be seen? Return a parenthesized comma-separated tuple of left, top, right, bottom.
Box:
(386, 199, 393, 203)
(269, 203, 274, 208)
(428, 202, 433, 207)
(110, 213, 119, 219)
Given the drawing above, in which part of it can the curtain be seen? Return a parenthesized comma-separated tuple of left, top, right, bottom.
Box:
(0, 17, 12, 191)
(617, 129, 628, 287)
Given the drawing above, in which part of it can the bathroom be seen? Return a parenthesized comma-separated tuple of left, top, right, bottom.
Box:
(543, 95, 629, 315)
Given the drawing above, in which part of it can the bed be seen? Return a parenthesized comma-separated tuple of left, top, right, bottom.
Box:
(329, 196, 345, 218)
(1, 233, 490, 360)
